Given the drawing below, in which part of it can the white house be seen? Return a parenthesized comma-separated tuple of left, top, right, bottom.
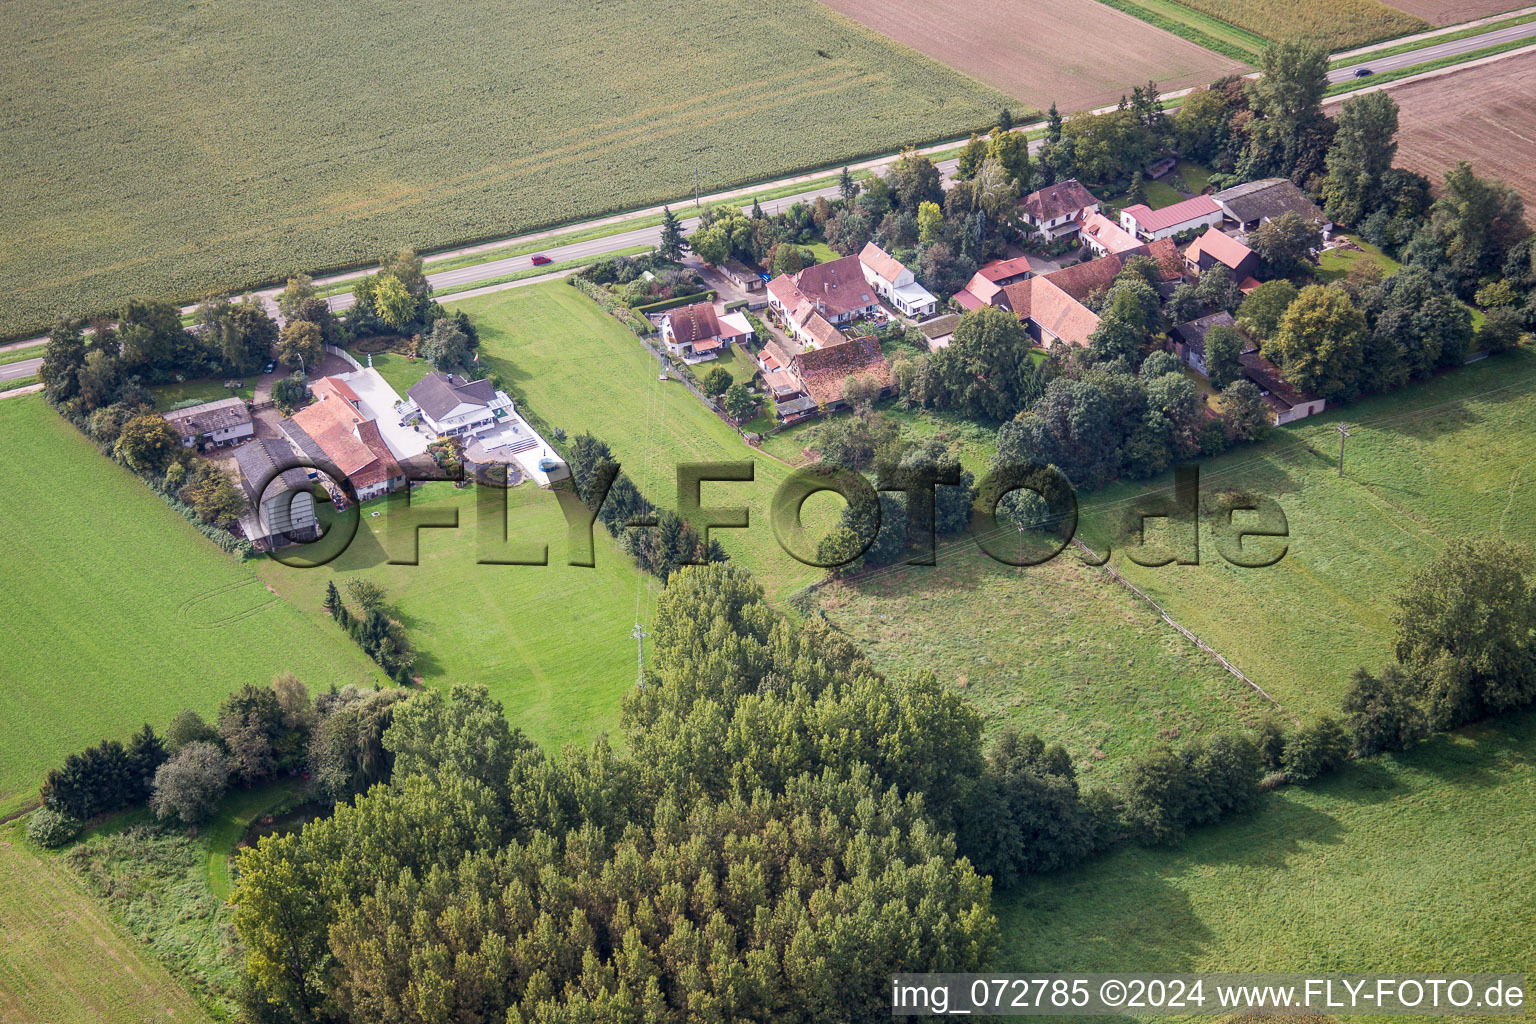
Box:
(162, 397, 253, 448)
(858, 242, 937, 318)
(1076, 211, 1143, 257)
(1119, 195, 1224, 241)
(659, 301, 754, 363)
(766, 255, 880, 346)
(1020, 179, 1101, 240)
(404, 371, 514, 437)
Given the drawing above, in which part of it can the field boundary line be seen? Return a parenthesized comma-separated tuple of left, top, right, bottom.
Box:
(1071, 538, 1282, 707)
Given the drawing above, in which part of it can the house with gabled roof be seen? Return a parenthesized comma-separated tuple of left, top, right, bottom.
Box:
(280, 375, 406, 502)
(1078, 210, 1143, 257)
(766, 254, 880, 345)
(1021, 179, 1101, 240)
(1239, 350, 1326, 424)
(1184, 227, 1260, 282)
(1213, 178, 1332, 235)
(1120, 195, 1224, 241)
(954, 257, 1034, 311)
(998, 239, 1184, 348)
(233, 438, 319, 548)
(405, 371, 513, 438)
(658, 301, 754, 363)
(162, 396, 253, 448)
(858, 242, 937, 318)
(1170, 311, 1243, 377)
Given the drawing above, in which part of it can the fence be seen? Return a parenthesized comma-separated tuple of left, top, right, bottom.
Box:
(1072, 538, 1281, 707)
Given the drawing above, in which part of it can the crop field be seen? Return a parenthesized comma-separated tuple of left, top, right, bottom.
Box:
(0, 396, 383, 818)
(0, 821, 214, 1024)
(814, 0, 1244, 112)
(1380, 0, 1525, 25)
(1073, 347, 1536, 721)
(1375, 49, 1536, 208)
(816, 547, 1272, 779)
(445, 282, 832, 603)
(997, 710, 1536, 1016)
(0, 0, 1010, 341)
(1168, 0, 1427, 49)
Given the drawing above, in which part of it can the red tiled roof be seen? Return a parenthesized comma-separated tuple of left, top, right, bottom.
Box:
(665, 302, 721, 348)
(1239, 276, 1263, 294)
(1078, 211, 1142, 254)
(1000, 241, 1182, 348)
(768, 255, 875, 320)
(858, 241, 907, 284)
(976, 257, 1034, 283)
(313, 376, 360, 405)
(953, 288, 989, 312)
(1023, 179, 1100, 222)
(1186, 227, 1255, 272)
(1121, 195, 1221, 235)
(287, 387, 399, 489)
(793, 335, 891, 406)
(801, 311, 845, 349)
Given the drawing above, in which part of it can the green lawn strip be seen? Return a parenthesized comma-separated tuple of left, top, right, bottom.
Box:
(1094, 0, 1263, 62)
(1074, 347, 1536, 718)
(1324, 34, 1536, 95)
(0, 343, 44, 366)
(431, 245, 651, 298)
(204, 780, 300, 901)
(150, 378, 256, 410)
(996, 711, 1536, 990)
(1330, 11, 1536, 69)
(0, 395, 383, 818)
(1, 375, 40, 392)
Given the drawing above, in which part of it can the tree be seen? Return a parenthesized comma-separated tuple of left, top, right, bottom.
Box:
(277, 274, 316, 319)
(114, 414, 181, 474)
(987, 128, 1031, 189)
(1240, 41, 1331, 183)
(1342, 663, 1425, 756)
(40, 318, 87, 403)
(1219, 379, 1271, 442)
(657, 205, 687, 262)
(934, 305, 1035, 419)
(768, 242, 805, 275)
(917, 240, 976, 297)
(346, 577, 386, 612)
(1322, 90, 1399, 226)
(888, 148, 944, 211)
(700, 366, 733, 396)
(26, 808, 81, 848)
(1195, 263, 1242, 315)
(722, 381, 756, 421)
(117, 298, 198, 376)
(823, 206, 874, 256)
(276, 320, 323, 372)
(184, 469, 246, 528)
(1203, 323, 1244, 388)
(1059, 108, 1155, 184)
(219, 683, 286, 784)
(916, 200, 943, 245)
(955, 133, 988, 179)
(1236, 279, 1298, 341)
(995, 376, 1124, 489)
(1249, 211, 1322, 278)
(1429, 161, 1530, 288)
(378, 248, 429, 296)
(372, 273, 417, 329)
(421, 316, 473, 372)
(271, 374, 306, 415)
(1279, 717, 1349, 783)
(1392, 537, 1536, 729)
(838, 165, 858, 202)
(1265, 284, 1366, 400)
(384, 684, 535, 798)
(150, 741, 228, 823)
(164, 710, 219, 753)
(1173, 86, 1237, 164)
(1477, 306, 1526, 354)
(1127, 171, 1148, 209)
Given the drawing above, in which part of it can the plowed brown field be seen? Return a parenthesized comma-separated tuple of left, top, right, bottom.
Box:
(1367, 50, 1536, 207)
(816, 0, 1245, 112)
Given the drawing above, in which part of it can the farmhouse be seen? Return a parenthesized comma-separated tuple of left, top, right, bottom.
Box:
(1169, 311, 1240, 377)
(1213, 178, 1332, 234)
(659, 301, 754, 363)
(280, 375, 406, 502)
(405, 371, 513, 438)
(1000, 239, 1183, 348)
(161, 396, 253, 448)
(766, 255, 879, 345)
(1021, 179, 1101, 240)
(232, 438, 319, 548)
(755, 333, 891, 421)
(858, 242, 937, 318)
(1119, 195, 1223, 241)
(1240, 350, 1326, 424)
(954, 257, 1033, 311)
(1184, 227, 1260, 282)
(1077, 210, 1143, 256)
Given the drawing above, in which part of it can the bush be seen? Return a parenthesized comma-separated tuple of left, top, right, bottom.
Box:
(27, 807, 82, 848)
(150, 741, 229, 824)
(1342, 664, 1426, 756)
(1280, 717, 1350, 783)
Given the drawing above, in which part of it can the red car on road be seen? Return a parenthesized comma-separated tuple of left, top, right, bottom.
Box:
(530, 254, 553, 266)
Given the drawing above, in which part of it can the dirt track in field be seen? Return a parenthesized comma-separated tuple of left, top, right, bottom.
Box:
(1381, 0, 1525, 26)
(1380, 49, 1536, 207)
(816, 0, 1245, 112)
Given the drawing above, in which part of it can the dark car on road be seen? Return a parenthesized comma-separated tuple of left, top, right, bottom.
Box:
(531, 254, 553, 266)
(1353, 67, 1374, 77)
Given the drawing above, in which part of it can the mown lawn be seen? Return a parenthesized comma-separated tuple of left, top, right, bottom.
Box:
(0, 819, 214, 1024)
(1076, 347, 1536, 720)
(0, 396, 382, 818)
(996, 710, 1536, 1021)
(1, 0, 1010, 339)
(817, 546, 1272, 780)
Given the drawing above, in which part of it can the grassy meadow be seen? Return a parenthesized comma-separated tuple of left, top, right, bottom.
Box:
(1, 0, 1010, 339)
(0, 395, 383, 818)
(1075, 347, 1536, 720)
(1170, 0, 1427, 48)
(997, 710, 1536, 1022)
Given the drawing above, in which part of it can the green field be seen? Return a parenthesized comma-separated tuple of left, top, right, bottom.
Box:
(1167, 0, 1427, 49)
(1076, 346, 1536, 720)
(1096, 0, 1267, 62)
(0, 396, 382, 817)
(817, 548, 1272, 780)
(997, 711, 1536, 1022)
(0, 0, 1010, 340)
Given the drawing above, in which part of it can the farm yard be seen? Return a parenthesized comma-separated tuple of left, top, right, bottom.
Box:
(816, 548, 1272, 780)
(1379, 0, 1527, 25)
(815, 0, 1244, 112)
(0, 0, 1009, 341)
(0, 396, 383, 819)
(1074, 348, 1536, 721)
(997, 711, 1536, 1000)
(1162, 0, 1427, 48)
(1370, 48, 1536, 208)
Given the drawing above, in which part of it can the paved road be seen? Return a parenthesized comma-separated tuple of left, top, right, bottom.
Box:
(1, 358, 42, 383)
(1327, 19, 1536, 82)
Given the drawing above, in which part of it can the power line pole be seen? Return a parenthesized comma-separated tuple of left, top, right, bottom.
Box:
(1335, 422, 1352, 478)
(630, 622, 648, 690)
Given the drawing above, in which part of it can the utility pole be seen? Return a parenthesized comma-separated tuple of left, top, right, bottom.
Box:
(1017, 521, 1027, 574)
(1335, 422, 1352, 478)
(631, 622, 648, 690)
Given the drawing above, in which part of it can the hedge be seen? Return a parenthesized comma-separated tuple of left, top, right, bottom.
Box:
(632, 290, 718, 316)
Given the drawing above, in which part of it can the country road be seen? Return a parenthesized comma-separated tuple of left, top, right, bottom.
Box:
(1326, 18, 1536, 82)
(1, 359, 41, 383)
